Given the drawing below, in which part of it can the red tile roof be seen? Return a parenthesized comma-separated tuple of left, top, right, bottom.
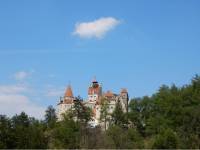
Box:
(64, 85, 73, 97)
(104, 90, 114, 97)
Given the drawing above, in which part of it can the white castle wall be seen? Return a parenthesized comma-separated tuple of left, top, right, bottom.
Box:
(56, 81, 129, 127)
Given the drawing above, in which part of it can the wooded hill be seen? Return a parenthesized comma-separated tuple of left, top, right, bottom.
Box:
(0, 75, 200, 149)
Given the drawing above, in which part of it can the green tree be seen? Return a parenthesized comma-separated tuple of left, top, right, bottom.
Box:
(112, 101, 127, 127)
(11, 112, 47, 149)
(0, 74, 200, 149)
(51, 114, 80, 149)
(60, 96, 92, 148)
(106, 125, 126, 149)
(0, 115, 13, 148)
(44, 105, 57, 128)
(28, 118, 47, 148)
(152, 128, 179, 149)
(11, 112, 31, 148)
(100, 97, 110, 130)
(73, 96, 92, 124)
(106, 125, 143, 149)
(128, 96, 153, 135)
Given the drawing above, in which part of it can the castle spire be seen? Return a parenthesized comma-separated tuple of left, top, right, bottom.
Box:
(64, 84, 73, 97)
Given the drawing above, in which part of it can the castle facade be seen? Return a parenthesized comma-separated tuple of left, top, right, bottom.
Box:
(56, 79, 129, 127)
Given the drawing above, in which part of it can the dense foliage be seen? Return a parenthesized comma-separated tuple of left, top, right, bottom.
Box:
(0, 75, 200, 149)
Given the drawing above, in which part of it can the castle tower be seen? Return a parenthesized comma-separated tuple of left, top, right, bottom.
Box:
(64, 85, 74, 104)
(86, 78, 102, 127)
(88, 78, 102, 102)
(119, 88, 129, 113)
(57, 84, 74, 120)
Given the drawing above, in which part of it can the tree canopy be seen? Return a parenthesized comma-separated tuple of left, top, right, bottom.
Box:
(0, 75, 200, 149)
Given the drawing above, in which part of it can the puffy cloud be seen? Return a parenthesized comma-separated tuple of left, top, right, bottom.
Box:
(0, 94, 45, 119)
(0, 84, 45, 119)
(73, 17, 120, 39)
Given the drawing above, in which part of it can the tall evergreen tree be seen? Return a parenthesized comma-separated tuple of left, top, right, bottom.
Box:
(112, 101, 127, 127)
(100, 97, 110, 130)
(44, 105, 57, 128)
(0, 115, 13, 148)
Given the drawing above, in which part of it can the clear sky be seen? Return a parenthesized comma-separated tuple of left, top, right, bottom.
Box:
(0, 0, 200, 118)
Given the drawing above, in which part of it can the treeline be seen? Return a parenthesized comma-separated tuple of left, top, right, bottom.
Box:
(0, 75, 200, 149)
(129, 75, 200, 148)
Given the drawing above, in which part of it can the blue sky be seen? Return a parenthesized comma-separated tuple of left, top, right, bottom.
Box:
(0, 0, 200, 118)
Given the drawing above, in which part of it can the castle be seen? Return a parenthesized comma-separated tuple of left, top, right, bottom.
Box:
(56, 79, 129, 127)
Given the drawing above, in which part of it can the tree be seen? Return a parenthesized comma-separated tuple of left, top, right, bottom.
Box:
(106, 125, 143, 149)
(11, 112, 31, 148)
(28, 118, 47, 148)
(0, 115, 13, 148)
(62, 96, 93, 148)
(44, 105, 57, 128)
(112, 101, 127, 127)
(106, 125, 126, 149)
(10, 112, 47, 149)
(50, 114, 80, 149)
(73, 96, 92, 124)
(100, 98, 110, 130)
(128, 96, 153, 136)
(1, 74, 200, 149)
(152, 128, 179, 149)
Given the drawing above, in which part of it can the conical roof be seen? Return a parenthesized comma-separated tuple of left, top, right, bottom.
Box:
(64, 85, 73, 97)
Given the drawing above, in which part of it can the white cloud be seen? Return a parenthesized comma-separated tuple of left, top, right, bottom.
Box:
(0, 94, 45, 119)
(73, 17, 120, 39)
(0, 84, 45, 119)
(14, 71, 29, 81)
(0, 84, 29, 94)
